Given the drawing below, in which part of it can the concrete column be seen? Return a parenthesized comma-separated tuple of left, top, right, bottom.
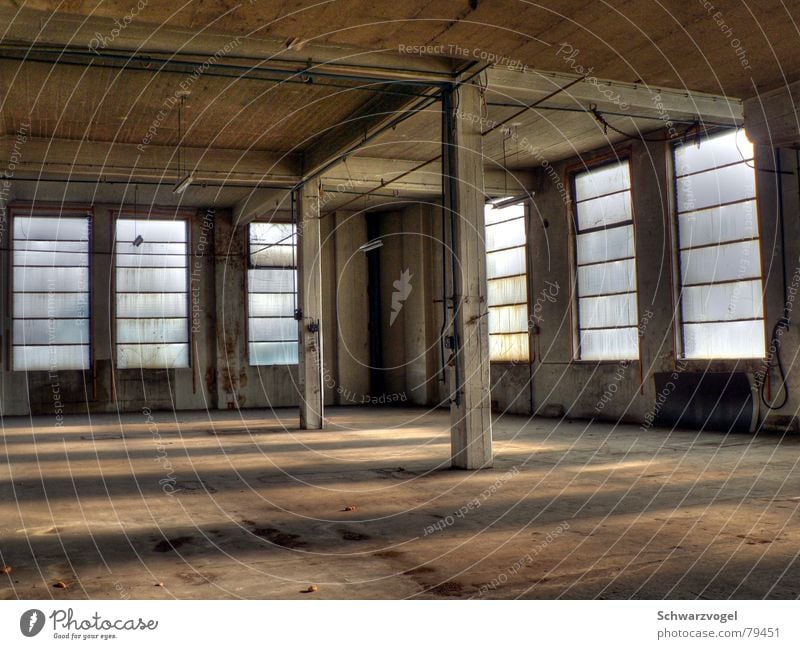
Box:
(445, 82, 493, 469)
(297, 182, 324, 429)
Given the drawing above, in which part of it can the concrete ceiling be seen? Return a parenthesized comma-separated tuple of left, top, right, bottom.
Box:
(0, 1, 785, 212)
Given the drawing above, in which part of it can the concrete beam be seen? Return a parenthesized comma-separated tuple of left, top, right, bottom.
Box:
(0, 7, 455, 83)
(320, 157, 533, 200)
(0, 136, 300, 186)
(446, 82, 493, 470)
(743, 81, 800, 147)
(297, 182, 324, 429)
(232, 189, 292, 226)
(487, 68, 743, 124)
(302, 87, 435, 181)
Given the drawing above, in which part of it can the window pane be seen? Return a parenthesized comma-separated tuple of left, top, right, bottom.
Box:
(574, 161, 630, 201)
(489, 304, 528, 334)
(248, 223, 299, 365)
(577, 259, 636, 297)
(681, 280, 763, 322)
(488, 276, 527, 307)
(676, 161, 756, 212)
(683, 321, 765, 359)
(577, 225, 634, 265)
(486, 219, 526, 250)
(580, 327, 639, 361)
(115, 218, 189, 369)
(579, 294, 637, 329)
(489, 334, 529, 362)
(116, 343, 190, 369)
(249, 342, 299, 365)
(485, 202, 524, 225)
(576, 191, 632, 230)
(487, 247, 526, 278)
(13, 345, 90, 371)
(678, 200, 757, 249)
(680, 240, 761, 285)
(248, 317, 298, 342)
(13, 214, 91, 371)
(675, 129, 753, 176)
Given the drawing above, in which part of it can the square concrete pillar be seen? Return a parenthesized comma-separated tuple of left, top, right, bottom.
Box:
(297, 183, 324, 429)
(445, 82, 493, 469)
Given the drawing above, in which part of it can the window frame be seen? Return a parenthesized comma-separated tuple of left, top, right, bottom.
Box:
(670, 129, 767, 361)
(111, 208, 193, 371)
(484, 198, 531, 363)
(569, 153, 641, 362)
(246, 219, 299, 367)
(10, 205, 94, 373)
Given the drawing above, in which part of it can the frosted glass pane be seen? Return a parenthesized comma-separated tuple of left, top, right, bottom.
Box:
(676, 161, 755, 212)
(577, 225, 634, 265)
(487, 247, 525, 278)
(116, 318, 188, 343)
(675, 130, 753, 176)
(486, 218, 526, 250)
(683, 320, 765, 358)
(116, 268, 187, 292)
(14, 216, 89, 241)
(13, 345, 90, 371)
(488, 276, 526, 306)
(248, 293, 295, 317)
(13, 250, 88, 266)
(248, 269, 296, 293)
(14, 267, 89, 292)
(14, 319, 89, 345)
(250, 245, 296, 268)
(115, 242, 186, 255)
(580, 327, 639, 360)
(15, 239, 86, 253)
(489, 304, 528, 334)
(577, 259, 636, 297)
(116, 343, 189, 369)
(682, 280, 763, 322)
(116, 253, 187, 268)
(574, 161, 630, 201)
(248, 317, 298, 341)
(485, 202, 524, 225)
(115, 219, 187, 243)
(250, 223, 295, 245)
(681, 240, 761, 285)
(14, 293, 88, 318)
(249, 341, 299, 365)
(580, 293, 637, 329)
(489, 333, 529, 362)
(116, 293, 187, 317)
(678, 200, 757, 249)
(576, 191, 632, 230)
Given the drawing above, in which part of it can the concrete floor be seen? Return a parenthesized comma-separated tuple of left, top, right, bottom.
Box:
(0, 406, 798, 599)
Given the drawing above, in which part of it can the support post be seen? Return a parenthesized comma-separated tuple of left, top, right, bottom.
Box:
(297, 182, 324, 429)
(443, 81, 493, 469)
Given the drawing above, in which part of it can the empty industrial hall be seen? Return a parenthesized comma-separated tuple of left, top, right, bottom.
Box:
(0, 0, 799, 632)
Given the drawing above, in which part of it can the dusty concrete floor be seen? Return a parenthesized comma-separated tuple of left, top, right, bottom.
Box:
(0, 406, 798, 599)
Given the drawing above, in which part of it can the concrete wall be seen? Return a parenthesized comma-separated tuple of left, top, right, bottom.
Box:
(0, 201, 373, 416)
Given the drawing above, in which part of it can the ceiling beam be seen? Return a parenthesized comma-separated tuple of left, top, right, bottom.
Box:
(0, 136, 300, 186)
(487, 68, 743, 124)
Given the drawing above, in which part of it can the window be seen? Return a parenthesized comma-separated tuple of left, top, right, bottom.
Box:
(573, 159, 639, 360)
(114, 218, 189, 369)
(485, 201, 529, 362)
(673, 129, 765, 358)
(12, 211, 91, 370)
(248, 222, 298, 365)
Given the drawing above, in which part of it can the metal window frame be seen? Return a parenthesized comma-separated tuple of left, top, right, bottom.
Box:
(9, 206, 93, 372)
(671, 130, 767, 360)
(569, 157, 640, 361)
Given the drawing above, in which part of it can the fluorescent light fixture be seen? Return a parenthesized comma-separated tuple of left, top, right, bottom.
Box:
(173, 173, 194, 195)
(490, 194, 533, 209)
(358, 238, 384, 253)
